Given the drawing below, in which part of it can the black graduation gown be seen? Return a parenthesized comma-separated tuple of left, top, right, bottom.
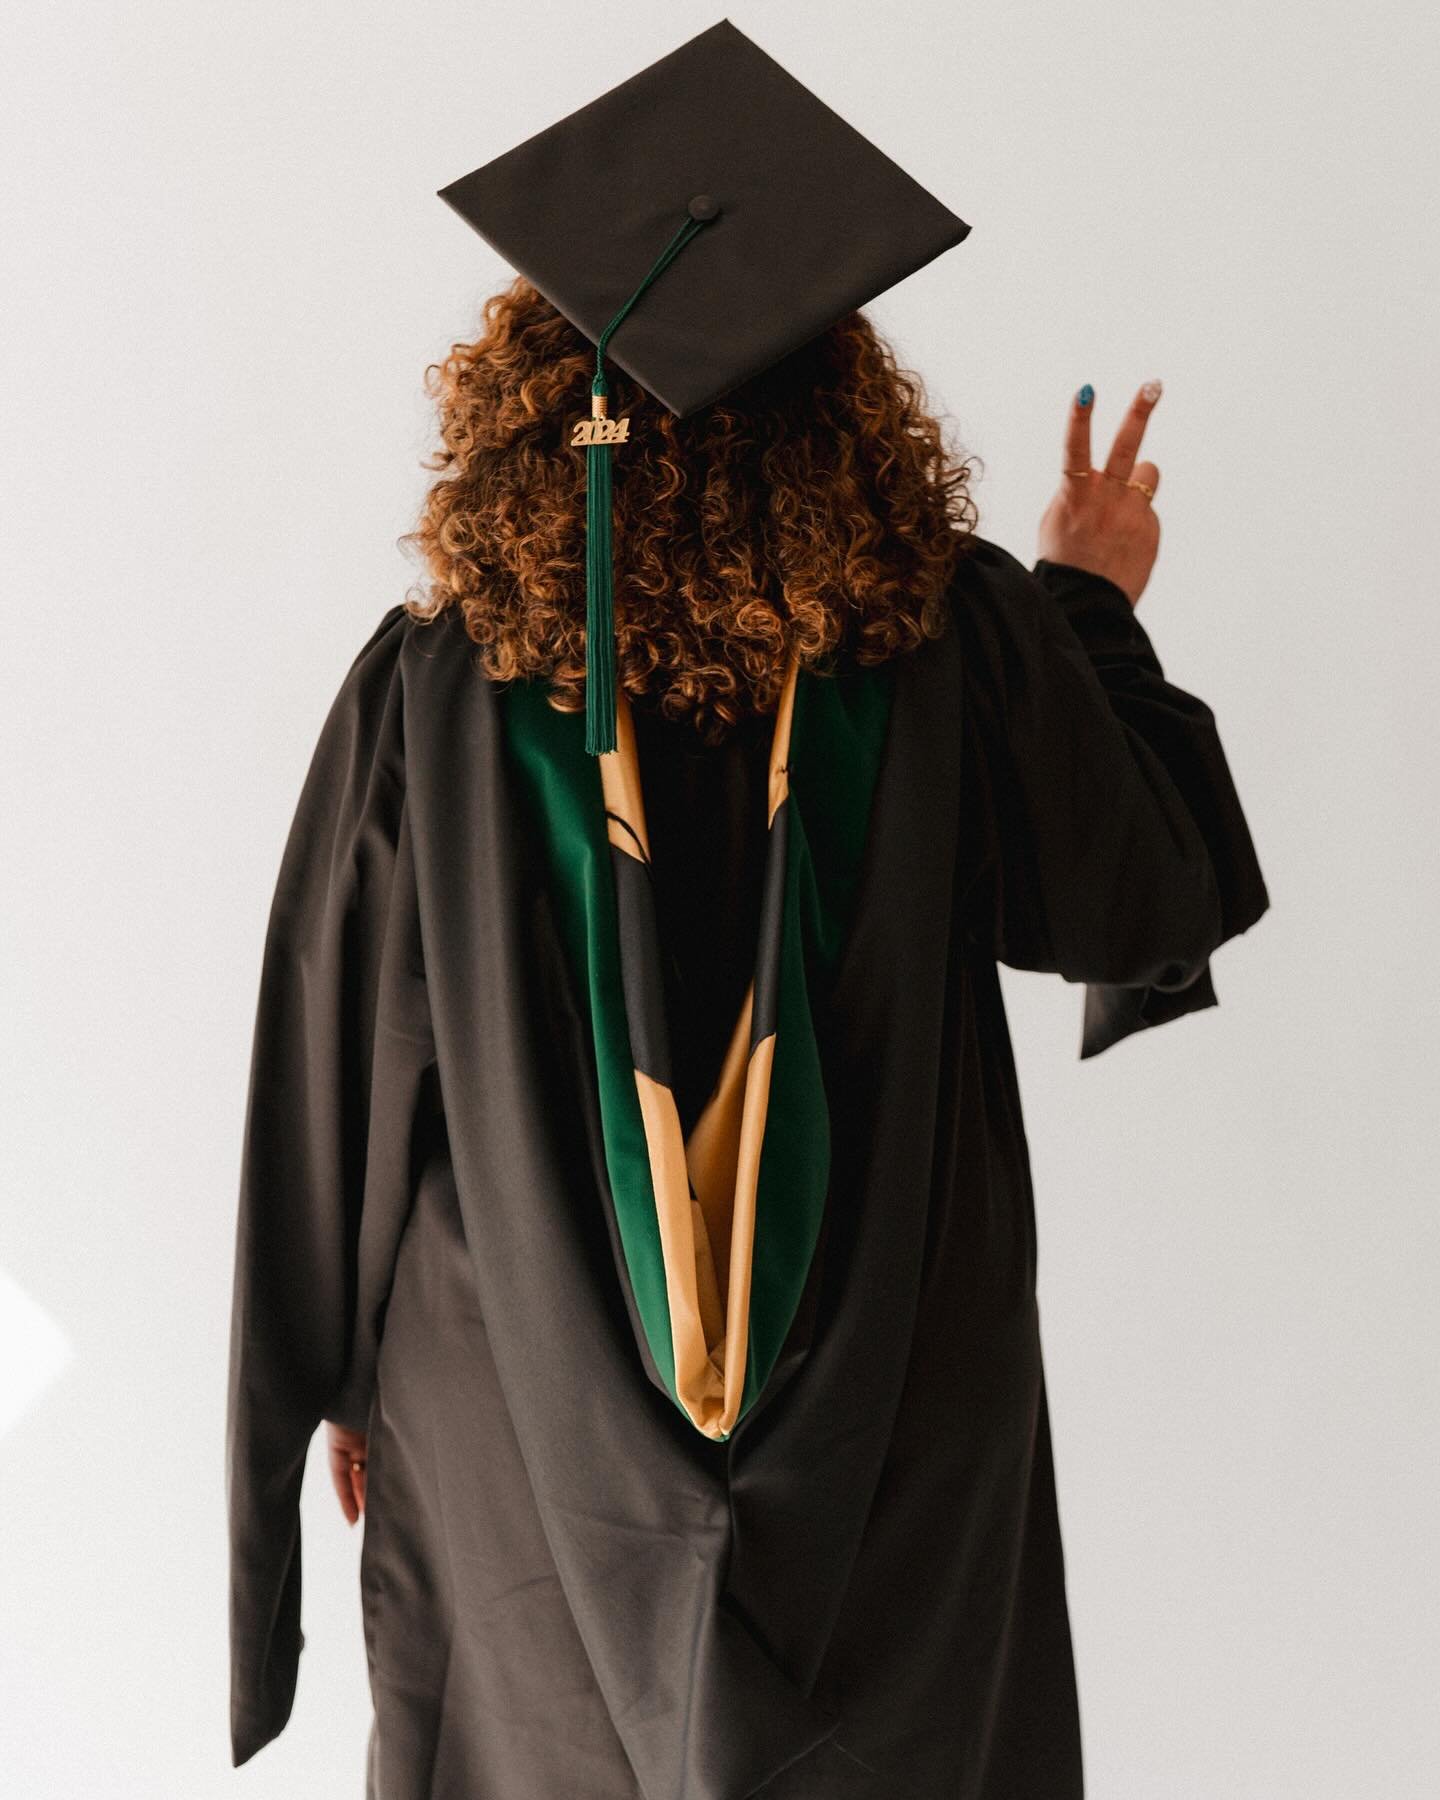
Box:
(226, 533, 1270, 1799)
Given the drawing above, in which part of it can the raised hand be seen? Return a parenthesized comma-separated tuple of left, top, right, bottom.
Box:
(1036, 380, 1163, 607)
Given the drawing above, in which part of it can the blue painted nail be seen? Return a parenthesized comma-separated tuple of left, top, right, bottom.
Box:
(1076, 384, 1094, 408)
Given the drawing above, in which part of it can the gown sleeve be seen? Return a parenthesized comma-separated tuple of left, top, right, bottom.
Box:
(955, 542, 1270, 1058)
(226, 602, 429, 1765)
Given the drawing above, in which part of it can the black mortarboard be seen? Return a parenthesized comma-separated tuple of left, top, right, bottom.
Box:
(437, 17, 970, 753)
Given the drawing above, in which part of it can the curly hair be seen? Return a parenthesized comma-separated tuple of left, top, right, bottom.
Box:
(403, 276, 980, 740)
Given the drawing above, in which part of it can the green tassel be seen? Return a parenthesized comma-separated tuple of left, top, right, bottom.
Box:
(584, 394, 617, 755)
(580, 205, 716, 757)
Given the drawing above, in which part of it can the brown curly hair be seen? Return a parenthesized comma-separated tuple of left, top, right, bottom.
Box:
(403, 277, 979, 739)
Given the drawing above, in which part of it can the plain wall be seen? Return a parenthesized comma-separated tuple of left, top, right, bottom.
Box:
(1, 2, 1435, 1795)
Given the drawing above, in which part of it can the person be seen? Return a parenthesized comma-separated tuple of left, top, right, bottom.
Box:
(226, 22, 1269, 1800)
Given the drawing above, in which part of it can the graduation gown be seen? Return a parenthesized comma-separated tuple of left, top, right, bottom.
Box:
(226, 534, 1270, 1799)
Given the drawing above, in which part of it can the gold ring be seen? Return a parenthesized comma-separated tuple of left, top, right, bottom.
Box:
(351, 1459, 365, 1472)
(1097, 469, 1156, 501)
(1066, 464, 1152, 500)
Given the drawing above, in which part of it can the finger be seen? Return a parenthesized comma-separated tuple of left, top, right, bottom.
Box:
(329, 1449, 359, 1525)
(1063, 385, 1094, 478)
(1131, 459, 1161, 501)
(1103, 380, 1162, 481)
(351, 1458, 367, 1518)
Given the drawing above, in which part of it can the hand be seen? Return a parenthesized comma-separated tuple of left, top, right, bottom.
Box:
(1036, 381, 1163, 607)
(325, 1420, 367, 1525)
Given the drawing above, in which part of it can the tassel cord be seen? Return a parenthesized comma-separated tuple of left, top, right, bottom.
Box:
(584, 210, 712, 756)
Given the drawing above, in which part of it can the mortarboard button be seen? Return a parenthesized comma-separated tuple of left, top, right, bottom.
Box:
(687, 194, 721, 222)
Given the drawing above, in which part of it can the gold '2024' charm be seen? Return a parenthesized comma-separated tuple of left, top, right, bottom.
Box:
(571, 392, 630, 448)
(572, 416, 630, 446)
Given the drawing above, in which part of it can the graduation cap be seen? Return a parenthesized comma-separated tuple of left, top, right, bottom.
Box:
(437, 16, 970, 756)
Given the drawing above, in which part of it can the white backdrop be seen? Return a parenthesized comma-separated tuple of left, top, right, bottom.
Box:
(2, 2, 1435, 1795)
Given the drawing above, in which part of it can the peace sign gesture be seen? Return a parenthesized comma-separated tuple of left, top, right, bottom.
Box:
(1036, 381, 1163, 607)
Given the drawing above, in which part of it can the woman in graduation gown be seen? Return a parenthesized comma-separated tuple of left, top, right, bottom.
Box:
(226, 283, 1269, 1799)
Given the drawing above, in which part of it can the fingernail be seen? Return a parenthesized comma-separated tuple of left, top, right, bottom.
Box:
(1141, 379, 1162, 403)
(1076, 384, 1094, 408)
